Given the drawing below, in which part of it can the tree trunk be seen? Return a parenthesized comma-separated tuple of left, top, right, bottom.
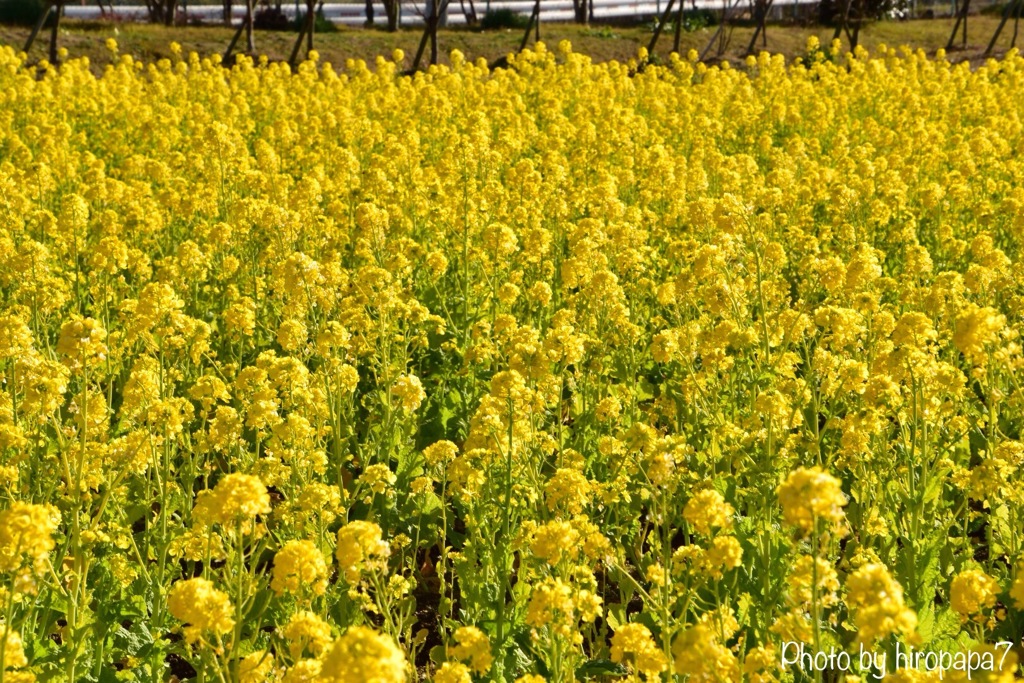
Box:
(23, 4, 52, 55)
(430, 23, 437, 63)
(572, 0, 587, 23)
(946, 0, 969, 49)
(385, 0, 398, 30)
(245, 0, 254, 53)
(962, 0, 968, 44)
(647, 0, 676, 54)
(164, 0, 178, 25)
(48, 2, 63, 63)
(460, 0, 476, 25)
(412, 0, 447, 69)
(985, 0, 1014, 54)
(673, 0, 683, 52)
(289, 2, 314, 65)
(1014, 0, 1022, 46)
(307, 0, 316, 51)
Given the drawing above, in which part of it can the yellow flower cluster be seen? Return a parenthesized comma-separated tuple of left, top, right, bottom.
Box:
(167, 577, 235, 644)
(0, 503, 60, 573)
(194, 473, 272, 527)
(683, 489, 734, 535)
(525, 577, 603, 640)
(777, 466, 848, 534)
(845, 564, 918, 644)
(611, 623, 668, 678)
(3, 34, 1024, 682)
(318, 626, 407, 683)
(272, 540, 329, 597)
(282, 610, 333, 658)
(672, 623, 739, 682)
(335, 520, 390, 583)
(950, 568, 999, 619)
(448, 626, 493, 675)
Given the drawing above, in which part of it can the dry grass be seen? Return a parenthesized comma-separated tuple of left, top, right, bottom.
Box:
(1, 12, 1020, 70)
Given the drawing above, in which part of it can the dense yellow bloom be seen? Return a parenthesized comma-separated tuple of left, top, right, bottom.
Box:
(335, 520, 390, 582)
(786, 555, 839, 608)
(949, 569, 999, 618)
(610, 623, 668, 677)
(198, 473, 272, 527)
(769, 610, 813, 644)
(239, 650, 274, 682)
(705, 535, 744, 577)
(526, 578, 575, 633)
(845, 563, 917, 644)
(942, 644, 1018, 683)
(277, 319, 308, 352)
(423, 440, 459, 467)
(449, 626, 492, 674)
(167, 577, 234, 643)
(0, 503, 60, 572)
(56, 317, 107, 369)
(393, 374, 426, 412)
(3, 34, 1024, 681)
(294, 483, 344, 525)
(651, 330, 680, 363)
(530, 520, 579, 565)
(0, 630, 29, 669)
(594, 396, 621, 422)
(283, 611, 333, 658)
(0, 316, 33, 361)
(684, 489, 734, 535)
(954, 305, 1005, 366)
(433, 662, 472, 683)
(744, 645, 777, 683)
(283, 659, 323, 683)
(224, 299, 257, 338)
(207, 406, 243, 453)
(359, 464, 397, 496)
(1011, 571, 1024, 610)
(544, 468, 592, 514)
(319, 626, 407, 683)
(525, 577, 602, 639)
(272, 540, 329, 596)
(672, 624, 739, 682)
(777, 467, 847, 533)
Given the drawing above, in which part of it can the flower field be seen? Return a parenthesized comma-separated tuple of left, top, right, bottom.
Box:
(2, 36, 1024, 682)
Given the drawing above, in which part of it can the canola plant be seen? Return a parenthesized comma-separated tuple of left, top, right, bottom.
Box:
(0, 36, 1023, 682)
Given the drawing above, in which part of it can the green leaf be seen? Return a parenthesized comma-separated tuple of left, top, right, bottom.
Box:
(606, 604, 626, 631)
(935, 607, 961, 639)
(114, 622, 154, 657)
(429, 645, 447, 665)
(415, 490, 442, 516)
(736, 592, 753, 627)
(917, 604, 935, 645)
(508, 645, 535, 676)
(914, 542, 941, 608)
(98, 667, 122, 683)
(636, 377, 656, 401)
(508, 627, 538, 676)
(991, 504, 1012, 553)
(922, 475, 943, 504)
(576, 659, 628, 679)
